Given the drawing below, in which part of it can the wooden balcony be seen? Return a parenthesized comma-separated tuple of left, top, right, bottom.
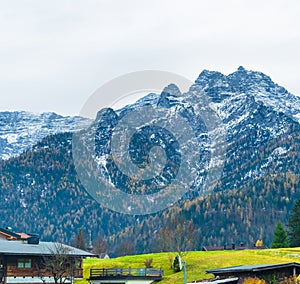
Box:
(89, 267, 163, 281)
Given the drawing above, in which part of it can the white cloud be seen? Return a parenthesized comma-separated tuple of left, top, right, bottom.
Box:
(0, 0, 299, 115)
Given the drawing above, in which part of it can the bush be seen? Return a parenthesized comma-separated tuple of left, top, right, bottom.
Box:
(243, 277, 266, 284)
(168, 254, 174, 269)
(173, 255, 182, 272)
(144, 258, 153, 268)
(278, 275, 299, 284)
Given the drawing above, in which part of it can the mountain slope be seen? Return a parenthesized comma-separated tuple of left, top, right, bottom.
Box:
(0, 67, 299, 254)
(87, 66, 300, 201)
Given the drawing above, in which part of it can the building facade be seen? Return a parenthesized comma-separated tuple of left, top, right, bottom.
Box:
(206, 263, 300, 284)
(0, 227, 94, 284)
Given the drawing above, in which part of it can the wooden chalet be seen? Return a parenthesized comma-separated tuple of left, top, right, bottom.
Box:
(0, 227, 94, 284)
(204, 263, 300, 284)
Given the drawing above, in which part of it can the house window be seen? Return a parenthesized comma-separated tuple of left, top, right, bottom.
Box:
(75, 260, 81, 268)
(17, 259, 31, 268)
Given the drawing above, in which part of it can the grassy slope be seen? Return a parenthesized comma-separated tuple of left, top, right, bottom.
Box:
(77, 248, 300, 284)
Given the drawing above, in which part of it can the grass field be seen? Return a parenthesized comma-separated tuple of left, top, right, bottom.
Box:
(77, 248, 300, 284)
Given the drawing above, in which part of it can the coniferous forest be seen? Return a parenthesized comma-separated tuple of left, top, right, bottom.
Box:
(0, 117, 299, 256)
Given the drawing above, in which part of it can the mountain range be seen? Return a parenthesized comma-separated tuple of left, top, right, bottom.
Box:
(0, 111, 90, 160)
(0, 66, 299, 255)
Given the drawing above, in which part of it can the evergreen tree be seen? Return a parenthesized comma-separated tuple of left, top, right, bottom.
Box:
(287, 199, 300, 247)
(75, 228, 86, 250)
(271, 222, 289, 248)
(173, 255, 182, 272)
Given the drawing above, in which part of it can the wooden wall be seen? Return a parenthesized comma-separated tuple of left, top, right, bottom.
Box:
(5, 256, 82, 278)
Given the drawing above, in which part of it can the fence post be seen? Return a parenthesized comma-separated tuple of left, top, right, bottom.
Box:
(183, 260, 187, 284)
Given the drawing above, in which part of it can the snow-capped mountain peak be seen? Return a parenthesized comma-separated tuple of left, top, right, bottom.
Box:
(0, 111, 90, 160)
(195, 66, 300, 123)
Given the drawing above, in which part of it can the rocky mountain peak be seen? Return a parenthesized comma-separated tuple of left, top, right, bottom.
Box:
(195, 69, 226, 88)
(237, 66, 246, 71)
(0, 111, 90, 160)
(193, 68, 300, 123)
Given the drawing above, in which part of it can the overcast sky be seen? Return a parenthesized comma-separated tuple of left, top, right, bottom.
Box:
(1, 0, 300, 116)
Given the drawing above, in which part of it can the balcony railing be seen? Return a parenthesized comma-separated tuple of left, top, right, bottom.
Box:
(90, 267, 163, 279)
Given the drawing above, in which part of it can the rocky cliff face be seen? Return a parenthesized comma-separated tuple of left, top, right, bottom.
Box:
(88, 66, 300, 200)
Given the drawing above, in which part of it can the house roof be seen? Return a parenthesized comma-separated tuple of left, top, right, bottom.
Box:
(0, 239, 94, 257)
(16, 233, 30, 239)
(0, 228, 22, 240)
(206, 262, 300, 275)
(188, 277, 239, 284)
(202, 246, 267, 251)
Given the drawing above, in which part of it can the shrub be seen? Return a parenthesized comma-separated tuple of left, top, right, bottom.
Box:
(173, 255, 182, 272)
(243, 277, 266, 284)
(168, 254, 174, 269)
(278, 275, 299, 284)
(144, 258, 153, 268)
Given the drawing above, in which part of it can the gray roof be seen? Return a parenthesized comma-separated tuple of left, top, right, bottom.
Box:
(188, 277, 239, 284)
(0, 239, 94, 257)
(206, 262, 300, 275)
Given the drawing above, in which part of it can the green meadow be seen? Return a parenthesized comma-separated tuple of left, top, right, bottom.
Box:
(77, 248, 300, 284)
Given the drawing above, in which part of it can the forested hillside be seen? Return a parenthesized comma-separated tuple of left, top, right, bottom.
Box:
(1, 67, 300, 256)
(0, 122, 299, 255)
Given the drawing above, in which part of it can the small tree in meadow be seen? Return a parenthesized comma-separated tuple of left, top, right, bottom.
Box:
(173, 255, 182, 272)
(144, 258, 153, 268)
(271, 221, 289, 248)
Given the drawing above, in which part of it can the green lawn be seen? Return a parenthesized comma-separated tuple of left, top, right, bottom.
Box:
(77, 248, 300, 284)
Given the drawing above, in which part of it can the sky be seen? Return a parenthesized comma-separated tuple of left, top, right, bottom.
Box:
(0, 0, 300, 116)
